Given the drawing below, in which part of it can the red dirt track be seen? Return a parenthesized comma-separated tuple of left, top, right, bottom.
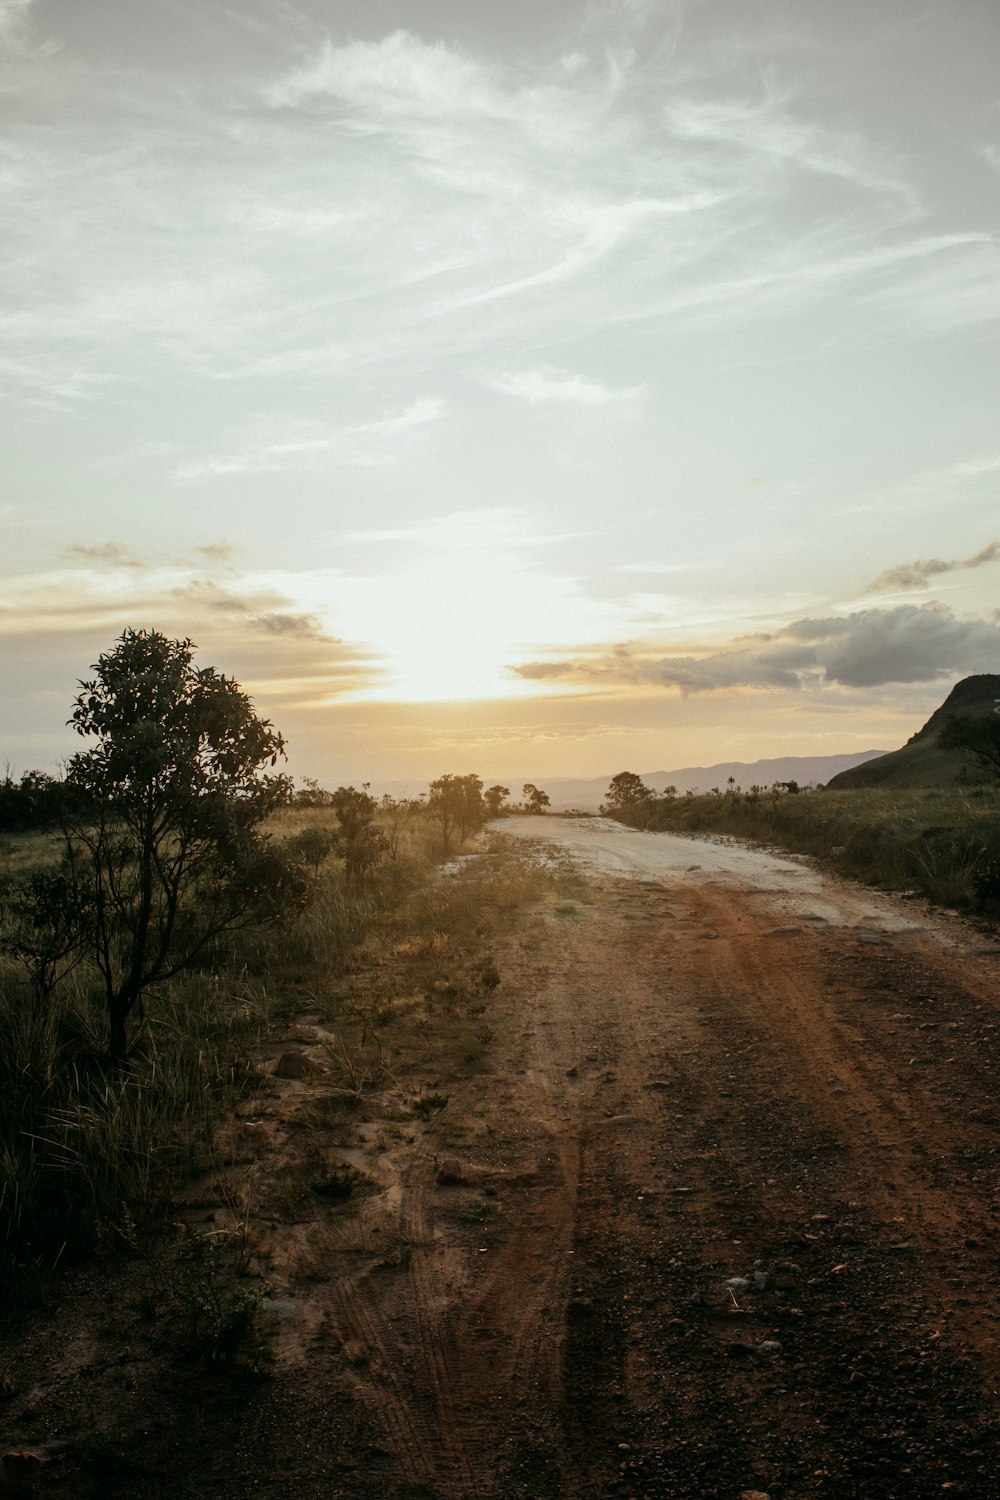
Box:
(10, 818, 1000, 1499)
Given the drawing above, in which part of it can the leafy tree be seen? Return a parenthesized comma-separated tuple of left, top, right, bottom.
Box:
(330, 784, 386, 887)
(52, 630, 293, 1060)
(521, 782, 550, 814)
(484, 784, 510, 817)
(427, 773, 485, 854)
(939, 714, 1000, 782)
(293, 776, 335, 808)
(603, 771, 653, 812)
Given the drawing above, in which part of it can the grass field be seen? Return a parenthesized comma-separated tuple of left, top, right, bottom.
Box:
(0, 805, 552, 1321)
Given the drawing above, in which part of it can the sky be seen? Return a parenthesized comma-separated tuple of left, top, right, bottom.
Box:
(2, 0, 999, 788)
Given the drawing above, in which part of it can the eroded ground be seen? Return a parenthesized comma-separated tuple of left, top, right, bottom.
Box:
(6, 821, 1000, 1498)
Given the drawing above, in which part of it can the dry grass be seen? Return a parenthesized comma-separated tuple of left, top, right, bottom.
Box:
(615, 782, 1000, 911)
(0, 807, 555, 1318)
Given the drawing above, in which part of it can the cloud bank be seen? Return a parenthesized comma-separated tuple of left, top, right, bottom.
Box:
(514, 605, 1000, 694)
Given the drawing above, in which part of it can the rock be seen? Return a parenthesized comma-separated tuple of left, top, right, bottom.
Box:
(273, 1050, 317, 1079)
(569, 1296, 594, 1318)
(740, 1491, 772, 1500)
(725, 1277, 751, 1293)
(436, 1157, 465, 1185)
(756, 1340, 783, 1356)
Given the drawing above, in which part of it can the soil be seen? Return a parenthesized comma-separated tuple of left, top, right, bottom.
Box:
(5, 817, 1000, 1499)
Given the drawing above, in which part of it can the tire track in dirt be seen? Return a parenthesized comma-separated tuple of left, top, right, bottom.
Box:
(329, 1272, 436, 1485)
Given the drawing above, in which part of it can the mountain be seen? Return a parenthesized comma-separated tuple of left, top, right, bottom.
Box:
(826, 675, 1000, 790)
(532, 751, 887, 811)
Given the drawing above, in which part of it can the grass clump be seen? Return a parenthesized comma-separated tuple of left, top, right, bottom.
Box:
(450, 1197, 501, 1225)
(153, 1224, 272, 1374)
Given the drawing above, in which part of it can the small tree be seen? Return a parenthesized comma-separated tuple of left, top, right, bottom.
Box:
(484, 784, 510, 818)
(603, 771, 653, 812)
(522, 783, 550, 814)
(380, 793, 419, 860)
(939, 714, 1000, 782)
(427, 773, 485, 854)
(54, 630, 293, 1060)
(330, 784, 386, 887)
(294, 776, 335, 808)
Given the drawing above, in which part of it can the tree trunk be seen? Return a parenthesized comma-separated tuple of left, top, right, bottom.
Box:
(109, 993, 131, 1063)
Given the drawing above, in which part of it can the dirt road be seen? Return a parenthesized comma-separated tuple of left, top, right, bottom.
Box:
(315, 818, 1000, 1500)
(16, 818, 1000, 1499)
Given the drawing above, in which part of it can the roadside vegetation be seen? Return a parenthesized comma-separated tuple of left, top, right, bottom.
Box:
(604, 773, 1000, 914)
(0, 632, 556, 1328)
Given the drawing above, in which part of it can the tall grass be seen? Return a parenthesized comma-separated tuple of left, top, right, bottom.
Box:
(0, 804, 533, 1315)
(615, 783, 1000, 911)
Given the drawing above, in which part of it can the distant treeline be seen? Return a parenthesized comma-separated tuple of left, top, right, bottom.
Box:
(0, 770, 92, 833)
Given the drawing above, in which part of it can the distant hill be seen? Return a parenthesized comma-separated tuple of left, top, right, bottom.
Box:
(826, 675, 1000, 790)
(538, 752, 887, 811)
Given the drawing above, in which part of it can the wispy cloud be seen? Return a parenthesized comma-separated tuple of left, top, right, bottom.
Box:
(342, 508, 591, 552)
(174, 399, 444, 480)
(62, 542, 145, 569)
(0, 560, 384, 706)
(491, 366, 640, 405)
(664, 91, 919, 213)
(866, 541, 1000, 594)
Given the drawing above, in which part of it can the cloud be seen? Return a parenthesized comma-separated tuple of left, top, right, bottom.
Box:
(512, 605, 1000, 694)
(268, 31, 506, 120)
(664, 91, 917, 211)
(0, 0, 32, 40)
(62, 542, 145, 569)
(342, 507, 591, 552)
(174, 399, 444, 480)
(782, 606, 1000, 688)
(249, 610, 326, 639)
(491, 366, 641, 406)
(866, 540, 1000, 592)
(0, 563, 385, 706)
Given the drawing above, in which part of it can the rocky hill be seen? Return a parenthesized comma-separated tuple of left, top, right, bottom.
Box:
(826, 675, 1000, 789)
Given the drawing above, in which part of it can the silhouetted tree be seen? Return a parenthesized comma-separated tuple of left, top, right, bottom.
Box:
(428, 773, 485, 854)
(522, 783, 550, 814)
(484, 784, 510, 817)
(603, 771, 653, 812)
(51, 630, 293, 1060)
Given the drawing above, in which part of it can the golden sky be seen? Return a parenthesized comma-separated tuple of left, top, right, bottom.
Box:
(3, 1, 999, 785)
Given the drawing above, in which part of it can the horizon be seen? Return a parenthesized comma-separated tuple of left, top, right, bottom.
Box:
(3, 1, 998, 784)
